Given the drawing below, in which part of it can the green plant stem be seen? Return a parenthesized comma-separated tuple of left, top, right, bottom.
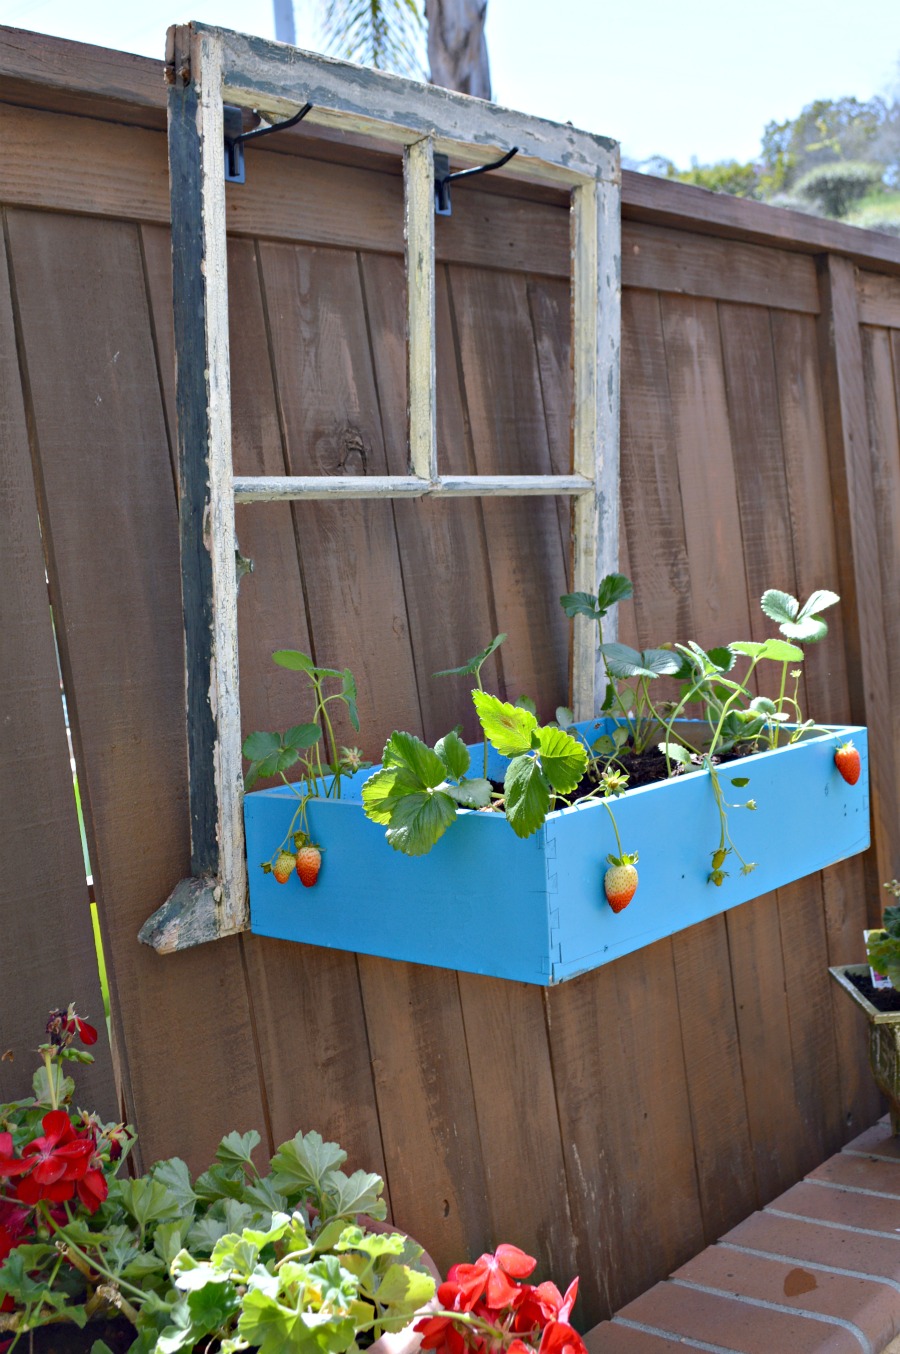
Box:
(42, 1051, 58, 1111)
(601, 798, 624, 859)
(39, 1206, 146, 1309)
(707, 655, 764, 754)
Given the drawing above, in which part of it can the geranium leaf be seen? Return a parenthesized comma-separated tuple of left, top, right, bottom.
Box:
(373, 1264, 437, 1327)
(435, 730, 470, 780)
(270, 1130, 346, 1196)
(335, 1226, 405, 1259)
(150, 1157, 196, 1214)
(385, 790, 458, 856)
(537, 726, 587, 794)
(472, 691, 538, 757)
(326, 1168, 387, 1219)
(216, 1130, 262, 1170)
(503, 755, 550, 839)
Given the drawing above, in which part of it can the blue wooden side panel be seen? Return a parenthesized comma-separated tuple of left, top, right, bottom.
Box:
(547, 724, 870, 983)
(244, 721, 869, 986)
(245, 788, 553, 984)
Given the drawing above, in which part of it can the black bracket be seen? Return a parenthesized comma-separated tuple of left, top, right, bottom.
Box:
(433, 146, 520, 216)
(224, 101, 314, 184)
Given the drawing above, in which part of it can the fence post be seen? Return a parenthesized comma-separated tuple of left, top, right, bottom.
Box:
(816, 252, 899, 912)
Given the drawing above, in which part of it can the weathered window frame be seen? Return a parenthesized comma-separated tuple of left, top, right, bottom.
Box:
(140, 22, 621, 952)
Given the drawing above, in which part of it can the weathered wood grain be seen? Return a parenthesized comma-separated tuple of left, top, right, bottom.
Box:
(446, 264, 570, 717)
(356, 956, 491, 1271)
(4, 206, 266, 1168)
(669, 919, 756, 1243)
(547, 945, 705, 1319)
(0, 219, 115, 1114)
(359, 251, 499, 741)
(624, 220, 819, 314)
(257, 239, 422, 755)
(857, 269, 900, 326)
(817, 255, 899, 905)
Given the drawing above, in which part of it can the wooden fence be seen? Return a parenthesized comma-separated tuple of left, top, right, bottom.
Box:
(3, 24, 900, 1326)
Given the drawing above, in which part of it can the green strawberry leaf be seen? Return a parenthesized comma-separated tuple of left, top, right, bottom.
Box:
(342, 670, 360, 732)
(761, 588, 839, 643)
(381, 732, 447, 789)
(433, 632, 506, 679)
(560, 590, 601, 620)
(385, 790, 458, 856)
(503, 755, 550, 838)
(242, 730, 283, 761)
(435, 730, 470, 781)
(271, 650, 315, 673)
(596, 572, 634, 613)
(284, 724, 322, 751)
(658, 741, 692, 767)
(472, 691, 538, 756)
(515, 695, 537, 716)
(730, 638, 804, 663)
(555, 706, 575, 729)
(361, 768, 403, 825)
(537, 726, 587, 794)
(442, 777, 492, 808)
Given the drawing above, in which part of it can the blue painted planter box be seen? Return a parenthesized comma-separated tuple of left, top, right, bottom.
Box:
(244, 719, 870, 985)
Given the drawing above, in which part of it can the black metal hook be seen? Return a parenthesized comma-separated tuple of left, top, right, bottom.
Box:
(433, 146, 519, 216)
(224, 102, 314, 184)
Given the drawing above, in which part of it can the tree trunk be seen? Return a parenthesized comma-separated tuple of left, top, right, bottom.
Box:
(424, 0, 491, 100)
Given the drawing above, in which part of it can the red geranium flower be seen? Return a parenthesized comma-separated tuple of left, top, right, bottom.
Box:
(74, 1157, 108, 1214)
(537, 1321, 587, 1354)
(65, 1014, 97, 1047)
(513, 1278, 578, 1334)
(13, 1111, 92, 1206)
(451, 1245, 537, 1311)
(0, 1133, 30, 1183)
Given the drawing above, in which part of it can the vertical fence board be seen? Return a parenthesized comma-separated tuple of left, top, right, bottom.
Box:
(4, 207, 267, 1167)
(446, 265, 568, 715)
(0, 220, 114, 1113)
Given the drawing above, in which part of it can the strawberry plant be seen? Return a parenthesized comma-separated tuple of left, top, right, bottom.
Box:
(242, 652, 368, 882)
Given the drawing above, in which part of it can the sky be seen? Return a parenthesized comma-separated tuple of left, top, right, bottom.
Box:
(2, 0, 899, 167)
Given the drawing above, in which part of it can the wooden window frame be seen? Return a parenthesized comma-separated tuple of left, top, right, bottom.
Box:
(139, 21, 621, 952)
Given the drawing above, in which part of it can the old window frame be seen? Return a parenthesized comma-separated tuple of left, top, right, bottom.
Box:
(140, 22, 620, 952)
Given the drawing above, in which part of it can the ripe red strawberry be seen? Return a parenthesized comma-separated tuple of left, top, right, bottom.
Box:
(296, 845, 322, 888)
(834, 742, 861, 786)
(273, 851, 296, 884)
(604, 852, 639, 913)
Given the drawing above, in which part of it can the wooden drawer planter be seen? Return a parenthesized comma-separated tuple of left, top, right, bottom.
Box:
(245, 719, 870, 986)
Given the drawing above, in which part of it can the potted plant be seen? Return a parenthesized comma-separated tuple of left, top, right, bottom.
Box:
(830, 882, 900, 1135)
(0, 1007, 439, 1352)
(243, 580, 869, 986)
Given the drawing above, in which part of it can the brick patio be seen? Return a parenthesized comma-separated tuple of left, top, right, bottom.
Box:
(585, 1119, 900, 1353)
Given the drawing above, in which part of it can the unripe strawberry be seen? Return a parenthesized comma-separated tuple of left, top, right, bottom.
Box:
(296, 845, 322, 888)
(834, 742, 861, 786)
(604, 852, 639, 913)
(273, 851, 296, 884)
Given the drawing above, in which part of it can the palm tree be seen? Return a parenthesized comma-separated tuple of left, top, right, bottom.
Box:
(309, 0, 491, 97)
